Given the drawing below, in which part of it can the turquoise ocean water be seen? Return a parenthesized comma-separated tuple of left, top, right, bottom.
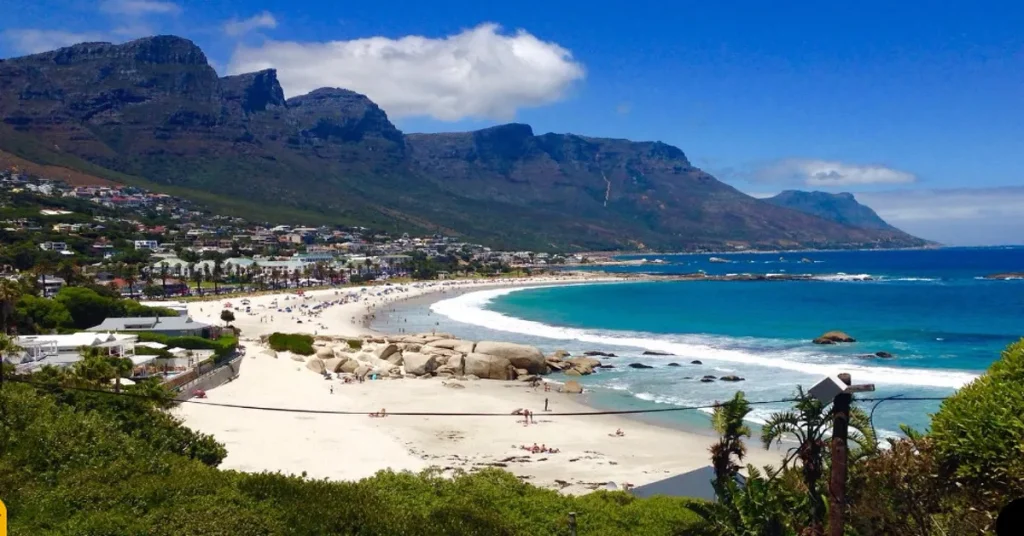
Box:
(375, 247, 1023, 436)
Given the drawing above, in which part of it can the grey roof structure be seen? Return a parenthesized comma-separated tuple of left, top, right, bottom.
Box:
(86, 316, 210, 332)
(630, 465, 744, 501)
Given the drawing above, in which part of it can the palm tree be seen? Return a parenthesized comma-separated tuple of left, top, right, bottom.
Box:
(212, 259, 223, 296)
(56, 259, 79, 286)
(710, 392, 753, 498)
(270, 268, 280, 290)
(193, 265, 205, 297)
(159, 262, 170, 297)
(123, 264, 138, 299)
(0, 333, 23, 365)
(34, 257, 54, 297)
(761, 387, 876, 536)
(302, 264, 312, 287)
(0, 279, 22, 335)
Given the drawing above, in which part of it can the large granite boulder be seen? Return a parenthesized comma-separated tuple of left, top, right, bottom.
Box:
(354, 364, 371, 380)
(475, 341, 546, 374)
(306, 358, 326, 374)
(813, 331, 856, 344)
(425, 339, 476, 354)
(403, 352, 440, 376)
(463, 353, 515, 380)
(436, 353, 465, 376)
(290, 353, 305, 362)
(420, 346, 459, 359)
(323, 356, 348, 373)
(316, 347, 334, 359)
(565, 357, 601, 375)
(339, 359, 361, 374)
(563, 380, 583, 394)
(373, 343, 400, 361)
(385, 352, 404, 366)
(552, 349, 571, 358)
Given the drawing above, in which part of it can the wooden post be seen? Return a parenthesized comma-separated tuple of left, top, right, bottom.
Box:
(829, 373, 874, 536)
(829, 373, 852, 536)
(568, 512, 577, 536)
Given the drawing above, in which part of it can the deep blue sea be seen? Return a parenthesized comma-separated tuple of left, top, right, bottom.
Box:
(376, 247, 1024, 437)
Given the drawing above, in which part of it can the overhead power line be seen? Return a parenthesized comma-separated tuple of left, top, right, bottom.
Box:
(5, 376, 949, 417)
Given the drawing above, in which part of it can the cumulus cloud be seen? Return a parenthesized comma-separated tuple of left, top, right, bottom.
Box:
(224, 11, 277, 37)
(757, 158, 917, 187)
(99, 0, 181, 16)
(1, 29, 107, 54)
(227, 23, 586, 121)
(853, 187, 1024, 245)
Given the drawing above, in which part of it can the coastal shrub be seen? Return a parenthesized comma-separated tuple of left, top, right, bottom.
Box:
(346, 338, 363, 350)
(267, 332, 315, 356)
(1, 380, 710, 535)
(930, 338, 1024, 510)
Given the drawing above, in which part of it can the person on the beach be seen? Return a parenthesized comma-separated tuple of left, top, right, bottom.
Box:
(329, 385, 334, 394)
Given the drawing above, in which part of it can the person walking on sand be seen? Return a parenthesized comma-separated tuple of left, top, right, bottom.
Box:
(330, 384, 334, 394)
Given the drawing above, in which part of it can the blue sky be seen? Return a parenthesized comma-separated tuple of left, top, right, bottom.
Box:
(2, 0, 1022, 245)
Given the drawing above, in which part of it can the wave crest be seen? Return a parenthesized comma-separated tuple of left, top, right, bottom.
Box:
(431, 287, 978, 389)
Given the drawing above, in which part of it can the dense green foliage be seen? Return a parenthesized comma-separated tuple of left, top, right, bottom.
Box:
(704, 339, 1024, 535)
(267, 332, 315, 356)
(928, 338, 1024, 523)
(0, 378, 709, 535)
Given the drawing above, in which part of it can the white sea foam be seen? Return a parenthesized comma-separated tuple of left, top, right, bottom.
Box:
(812, 273, 874, 281)
(431, 287, 979, 389)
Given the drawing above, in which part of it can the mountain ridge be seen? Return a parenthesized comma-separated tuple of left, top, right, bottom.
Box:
(765, 190, 898, 231)
(0, 35, 928, 251)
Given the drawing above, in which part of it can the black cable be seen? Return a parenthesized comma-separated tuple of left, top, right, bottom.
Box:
(8, 376, 803, 416)
(7, 376, 952, 417)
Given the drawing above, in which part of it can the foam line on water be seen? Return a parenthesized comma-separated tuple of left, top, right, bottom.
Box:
(431, 287, 979, 389)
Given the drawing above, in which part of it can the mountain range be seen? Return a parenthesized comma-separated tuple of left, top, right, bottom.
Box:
(765, 190, 897, 231)
(0, 35, 927, 251)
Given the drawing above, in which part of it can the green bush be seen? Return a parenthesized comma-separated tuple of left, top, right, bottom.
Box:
(346, 338, 363, 350)
(930, 338, 1024, 504)
(0, 382, 709, 535)
(267, 332, 315, 356)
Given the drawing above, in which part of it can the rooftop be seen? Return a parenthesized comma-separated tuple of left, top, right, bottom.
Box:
(86, 316, 210, 332)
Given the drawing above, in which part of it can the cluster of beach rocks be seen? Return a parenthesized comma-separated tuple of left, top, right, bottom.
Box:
(263, 333, 603, 382)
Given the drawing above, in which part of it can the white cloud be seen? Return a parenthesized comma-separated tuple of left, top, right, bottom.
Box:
(99, 0, 181, 16)
(227, 23, 586, 121)
(757, 159, 917, 187)
(1, 29, 107, 54)
(224, 11, 278, 37)
(857, 187, 1024, 245)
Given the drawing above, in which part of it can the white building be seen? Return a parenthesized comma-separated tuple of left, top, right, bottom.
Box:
(10, 332, 145, 372)
(134, 240, 159, 250)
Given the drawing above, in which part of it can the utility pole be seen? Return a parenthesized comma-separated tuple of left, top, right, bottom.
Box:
(829, 373, 874, 536)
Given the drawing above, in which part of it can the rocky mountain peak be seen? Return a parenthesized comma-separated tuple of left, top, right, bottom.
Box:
(220, 69, 286, 114)
(286, 87, 403, 144)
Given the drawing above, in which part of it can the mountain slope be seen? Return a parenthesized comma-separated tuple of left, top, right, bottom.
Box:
(0, 36, 928, 251)
(765, 190, 898, 231)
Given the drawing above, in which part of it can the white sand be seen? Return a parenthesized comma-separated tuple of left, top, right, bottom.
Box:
(177, 276, 785, 494)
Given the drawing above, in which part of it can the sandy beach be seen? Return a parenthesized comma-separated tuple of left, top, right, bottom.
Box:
(177, 275, 785, 494)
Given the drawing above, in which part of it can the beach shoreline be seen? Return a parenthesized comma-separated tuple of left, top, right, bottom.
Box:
(176, 273, 787, 494)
